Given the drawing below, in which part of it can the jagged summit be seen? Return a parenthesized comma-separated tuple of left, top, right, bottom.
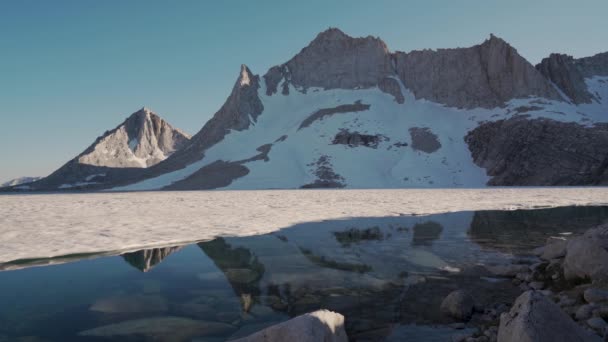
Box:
(16, 28, 608, 192)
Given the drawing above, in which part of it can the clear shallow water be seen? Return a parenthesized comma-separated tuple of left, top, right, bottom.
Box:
(1, 206, 607, 342)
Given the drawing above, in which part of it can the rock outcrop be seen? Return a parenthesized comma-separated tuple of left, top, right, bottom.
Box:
(264, 29, 562, 109)
(394, 34, 563, 109)
(163, 65, 263, 170)
(465, 117, 608, 185)
(537, 52, 608, 104)
(497, 291, 601, 342)
(231, 310, 348, 342)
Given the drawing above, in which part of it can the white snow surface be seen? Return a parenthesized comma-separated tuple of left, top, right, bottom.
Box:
(1, 188, 607, 264)
(114, 76, 608, 191)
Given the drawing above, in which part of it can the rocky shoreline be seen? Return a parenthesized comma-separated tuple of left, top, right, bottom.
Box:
(238, 224, 608, 341)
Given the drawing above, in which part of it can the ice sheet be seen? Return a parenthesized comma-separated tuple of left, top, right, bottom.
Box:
(1, 188, 607, 264)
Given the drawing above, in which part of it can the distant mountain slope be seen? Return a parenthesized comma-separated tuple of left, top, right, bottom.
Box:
(1, 177, 42, 188)
(17, 108, 190, 191)
(13, 28, 608, 191)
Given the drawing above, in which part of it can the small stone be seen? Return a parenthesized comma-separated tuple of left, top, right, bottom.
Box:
(485, 264, 529, 277)
(449, 322, 466, 329)
(584, 288, 608, 304)
(576, 304, 597, 321)
(529, 282, 545, 290)
(587, 317, 608, 331)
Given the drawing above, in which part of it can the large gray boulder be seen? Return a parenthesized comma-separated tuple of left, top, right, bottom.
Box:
(498, 291, 601, 342)
(230, 309, 347, 342)
(564, 225, 608, 282)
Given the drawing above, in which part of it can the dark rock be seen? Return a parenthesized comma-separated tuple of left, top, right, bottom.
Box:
(465, 117, 608, 185)
(441, 290, 475, 320)
(497, 291, 601, 342)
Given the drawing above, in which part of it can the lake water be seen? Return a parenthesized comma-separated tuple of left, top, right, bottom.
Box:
(1, 206, 607, 341)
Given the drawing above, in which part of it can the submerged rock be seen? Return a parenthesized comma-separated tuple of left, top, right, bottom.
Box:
(78, 316, 235, 341)
(584, 288, 608, 304)
(440, 290, 475, 320)
(230, 309, 347, 342)
(89, 294, 168, 314)
(497, 291, 601, 342)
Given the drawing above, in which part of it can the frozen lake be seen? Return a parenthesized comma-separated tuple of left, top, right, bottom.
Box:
(1, 205, 608, 341)
(1, 188, 608, 264)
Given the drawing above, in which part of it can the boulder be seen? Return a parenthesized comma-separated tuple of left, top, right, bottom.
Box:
(564, 225, 608, 282)
(585, 288, 608, 304)
(230, 310, 347, 342)
(440, 290, 475, 320)
(540, 237, 567, 260)
(485, 264, 529, 277)
(497, 291, 601, 342)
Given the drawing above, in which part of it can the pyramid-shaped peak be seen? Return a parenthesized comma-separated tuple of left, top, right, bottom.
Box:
(238, 64, 254, 87)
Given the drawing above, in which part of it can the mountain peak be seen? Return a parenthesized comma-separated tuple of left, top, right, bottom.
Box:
(312, 27, 350, 42)
(238, 64, 253, 87)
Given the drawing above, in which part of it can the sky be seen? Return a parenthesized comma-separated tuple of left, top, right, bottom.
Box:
(0, 0, 606, 183)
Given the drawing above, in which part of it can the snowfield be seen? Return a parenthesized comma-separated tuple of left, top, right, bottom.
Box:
(1, 188, 607, 264)
(113, 76, 608, 191)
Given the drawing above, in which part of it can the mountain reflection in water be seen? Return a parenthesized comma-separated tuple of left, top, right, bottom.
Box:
(0, 206, 607, 341)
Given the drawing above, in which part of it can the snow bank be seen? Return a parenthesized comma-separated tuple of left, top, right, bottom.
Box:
(0, 188, 607, 264)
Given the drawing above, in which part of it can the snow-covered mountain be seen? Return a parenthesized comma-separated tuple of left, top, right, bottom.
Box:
(1, 177, 42, 189)
(17, 107, 190, 190)
(14, 28, 608, 191)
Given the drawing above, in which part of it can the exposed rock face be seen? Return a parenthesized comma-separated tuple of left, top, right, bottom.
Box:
(298, 100, 371, 130)
(563, 225, 608, 282)
(465, 117, 608, 185)
(497, 291, 600, 342)
(231, 310, 348, 342)
(537, 52, 608, 104)
(332, 129, 385, 148)
(409, 127, 441, 153)
(122, 246, 182, 272)
(265, 29, 559, 110)
(163, 65, 263, 170)
(27, 108, 190, 190)
(394, 35, 563, 109)
(78, 108, 190, 168)
(264, 28, 393, 94)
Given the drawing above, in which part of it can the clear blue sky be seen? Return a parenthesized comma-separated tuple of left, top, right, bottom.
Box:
(1, 0, 606, 182)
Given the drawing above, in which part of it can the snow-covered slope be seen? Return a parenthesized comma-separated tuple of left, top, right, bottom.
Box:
(114, 29, 608, 191)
